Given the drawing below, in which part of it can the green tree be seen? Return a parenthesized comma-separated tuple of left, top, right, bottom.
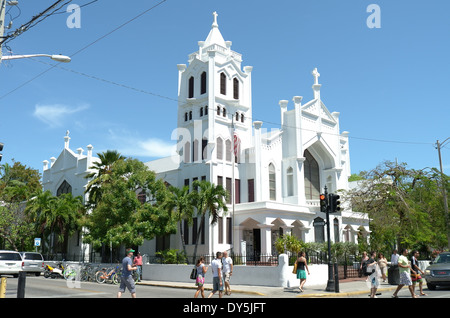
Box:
(82, 158, 176, 251)
(190, 180, 228, 263)
(85, 150, 125, 209)
(347, 161, 448, 253)
(0, 160, 42, 250)
(26, 190, 84, 255)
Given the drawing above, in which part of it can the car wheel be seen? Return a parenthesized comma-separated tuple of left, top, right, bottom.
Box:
(426, 283, 436, 290)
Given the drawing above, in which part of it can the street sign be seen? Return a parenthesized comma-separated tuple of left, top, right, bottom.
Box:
(34, 238, 41, 247)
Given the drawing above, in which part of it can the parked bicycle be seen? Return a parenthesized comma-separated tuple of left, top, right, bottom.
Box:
(95, 265, 121, 284)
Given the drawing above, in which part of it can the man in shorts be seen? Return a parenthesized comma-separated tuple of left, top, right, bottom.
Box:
(208, 252, 223, 298)
(117, 248, 138, 298)
(411, 250, 427, 296)
(392, 248, 418, 298)
(222, 250, 233, 295)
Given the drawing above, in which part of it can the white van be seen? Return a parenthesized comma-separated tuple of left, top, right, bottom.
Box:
(0, 250, 23, 277)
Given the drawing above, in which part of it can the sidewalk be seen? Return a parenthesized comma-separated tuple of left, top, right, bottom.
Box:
(136, 277, 398, 298)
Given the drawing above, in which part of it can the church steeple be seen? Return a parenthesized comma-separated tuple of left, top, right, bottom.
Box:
(203, 11, 227, 49)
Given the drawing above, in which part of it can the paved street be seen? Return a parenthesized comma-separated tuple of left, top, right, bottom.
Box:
(2, 275, 450, 299)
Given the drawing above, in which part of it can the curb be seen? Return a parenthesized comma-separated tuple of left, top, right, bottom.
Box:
(297, 286, 398, 298)
(136, 281, 266, 296)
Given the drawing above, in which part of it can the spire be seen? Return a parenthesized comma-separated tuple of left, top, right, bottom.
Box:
(203, 11, 226, 48)
(312, 67, 321, 100)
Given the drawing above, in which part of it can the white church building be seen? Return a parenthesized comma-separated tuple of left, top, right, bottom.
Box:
(42, 12, 369, 260)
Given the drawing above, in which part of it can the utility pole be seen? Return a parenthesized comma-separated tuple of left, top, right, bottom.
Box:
(0, 0, 6, 61)
(436, 138, 450, 249)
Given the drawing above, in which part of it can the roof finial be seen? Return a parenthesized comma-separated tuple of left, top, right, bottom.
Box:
(312, 68, 320, 85)
(212, 11, 218, 28)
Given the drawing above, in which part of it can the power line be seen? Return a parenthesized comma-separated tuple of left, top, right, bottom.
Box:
(0, 0, 168, 100)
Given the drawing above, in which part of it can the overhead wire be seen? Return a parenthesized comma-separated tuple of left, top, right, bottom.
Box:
(0, 0, 441, 148)
(0, 0, 168, 100)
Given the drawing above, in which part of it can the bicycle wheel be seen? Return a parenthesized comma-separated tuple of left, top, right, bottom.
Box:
(95, 270, 107, 284)
(112, 273, 120, 285)
(64, 267, 77, 280)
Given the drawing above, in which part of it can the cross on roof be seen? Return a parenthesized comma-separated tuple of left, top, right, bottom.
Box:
(212, 11, 218, 28)
(312, 68, 320, 85)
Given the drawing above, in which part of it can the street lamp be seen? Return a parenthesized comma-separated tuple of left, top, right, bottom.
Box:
(1, 54, 71, 63)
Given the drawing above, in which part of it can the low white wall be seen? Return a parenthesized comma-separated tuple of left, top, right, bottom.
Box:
(141, 254, 329, 287)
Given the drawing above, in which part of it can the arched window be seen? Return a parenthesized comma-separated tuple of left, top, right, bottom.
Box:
(269, 163, 276, 200)
(220, 72, 226, 95)
(200, 107, 203, 117)
(188, 76, 194, 98)
(204, 106, 208, 115)
(217, 106, 221, 116)
(57, 180, 72, 196)
(223, 107, 226, 117)
(334, 218, 340, 242)
(233, 78, 239, 99)
(225, 140, 232, 162)
(287, 167, 294, 197)
(192, 139, 199, 162)
(304, 149, 320, 200)
(184, 141, 190, 163)
(313, 217, 325, 242)
(216, 137, 223, 160)
(184, 112, 188, 121)
(241, 113, 244, 123)
(201, 72, 207, 94)
(235, 112, 239, 121)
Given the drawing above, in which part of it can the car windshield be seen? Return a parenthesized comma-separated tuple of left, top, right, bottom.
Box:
(435, 254, 450, 264)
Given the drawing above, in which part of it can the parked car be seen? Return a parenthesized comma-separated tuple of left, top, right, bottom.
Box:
(20, 252, 45, 276)
(0, 250, 23, 277)
(424, 252, 450, 290)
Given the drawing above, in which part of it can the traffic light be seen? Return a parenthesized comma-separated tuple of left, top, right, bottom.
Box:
(0, 142, 3, 162)
(320, 194, 328, 212)
(329, 194, 341, 213)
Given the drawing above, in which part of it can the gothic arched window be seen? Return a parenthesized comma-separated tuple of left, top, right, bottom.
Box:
(269, 163, 276, 200)
(57, 180, 72, 196)
(216, 137, 223, 160)
(188, 76, 194, 98)
(220, 72, 226, 95)
(233, 78, 239, 99)
(304, 149, 320, 200)
(201, 72, 207, 94)
(287, 167, 294, 197)
(225, 140, 232, 162)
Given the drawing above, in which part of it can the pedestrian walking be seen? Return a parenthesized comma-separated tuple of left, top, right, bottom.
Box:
(133, 251, 142, 282)
(392, 248, 418, 298)
(411, 250, 427, 296)
(378, 253, 388, 282)
(222, 250, 233, 296)
(194, 257, 208, 298)
(360, 251, 369, 280)
(367, 251, 381, 298)
(390, 249, 399, 266)
(117, 248, 138, 298)
(295, 251, 310, 293)
(208, 252, 223, 298)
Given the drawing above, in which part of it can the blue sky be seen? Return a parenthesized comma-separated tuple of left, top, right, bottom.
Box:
(0, 0, 449, 177)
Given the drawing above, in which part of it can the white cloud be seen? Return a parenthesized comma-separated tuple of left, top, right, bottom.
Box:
(33, 103, 90, 128)
(108, 129, 176, 158)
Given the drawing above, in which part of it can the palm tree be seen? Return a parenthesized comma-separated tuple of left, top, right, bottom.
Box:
(26, 191, 84, 257)
(162, 185, 194, 262)
(85, 150, 125, 208)
(191, 180, 229, 263)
